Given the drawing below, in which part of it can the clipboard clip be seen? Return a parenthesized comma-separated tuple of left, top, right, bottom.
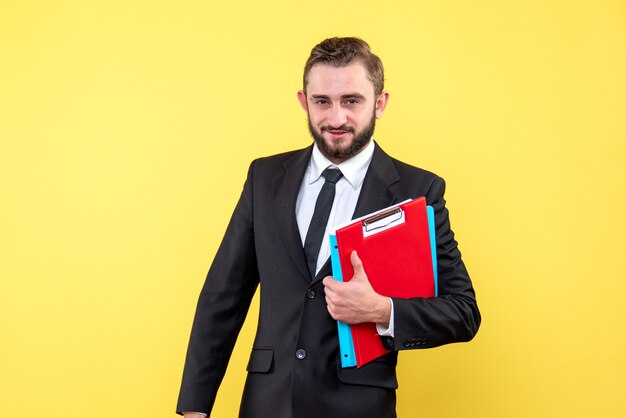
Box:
(362, 207, 406, 237)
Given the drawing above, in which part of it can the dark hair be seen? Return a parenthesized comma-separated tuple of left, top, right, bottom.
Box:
(303, 37, 385, 96)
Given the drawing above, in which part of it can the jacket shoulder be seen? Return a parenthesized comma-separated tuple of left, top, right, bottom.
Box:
(371, 144, 445, 200)
(253, 147, 308, 166)
(391, 157, 442, 183)
(247, 147, 311, 179)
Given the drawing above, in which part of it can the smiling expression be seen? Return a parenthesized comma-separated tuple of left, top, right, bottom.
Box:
(298, 62, 389, 164)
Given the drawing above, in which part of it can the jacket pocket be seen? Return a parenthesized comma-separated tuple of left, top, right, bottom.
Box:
(336, 355, 398, 389)
(246, 348, 274, 373)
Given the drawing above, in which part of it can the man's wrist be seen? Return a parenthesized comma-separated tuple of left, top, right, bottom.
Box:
(376, 298, 395, 337)
(372, 295, 391, 325)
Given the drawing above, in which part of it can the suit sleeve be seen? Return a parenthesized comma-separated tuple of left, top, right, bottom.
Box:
(176, 162, 259, 415)
(390, 176, 481, 350)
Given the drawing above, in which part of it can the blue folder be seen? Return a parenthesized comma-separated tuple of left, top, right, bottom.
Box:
(329, 233, 357, 367)
(426, 205, 439, 297)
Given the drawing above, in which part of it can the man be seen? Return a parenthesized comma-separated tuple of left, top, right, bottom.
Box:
(177, 37, 480, 418)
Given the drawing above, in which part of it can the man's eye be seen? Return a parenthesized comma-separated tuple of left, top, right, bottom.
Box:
(315, 100, 329, 105)
(345, 99, 359, 105)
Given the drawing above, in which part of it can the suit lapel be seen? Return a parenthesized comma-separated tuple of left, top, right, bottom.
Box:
(352, 144, 401, 219)
(273, 146, 313, 283)
(312, 143, 401, 284)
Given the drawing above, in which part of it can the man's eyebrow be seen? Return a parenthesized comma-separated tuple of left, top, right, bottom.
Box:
(309, 93, 366, 100)
(341, 93, 366, 100)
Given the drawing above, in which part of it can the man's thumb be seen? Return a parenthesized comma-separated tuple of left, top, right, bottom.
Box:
(350, 251, 366, 279)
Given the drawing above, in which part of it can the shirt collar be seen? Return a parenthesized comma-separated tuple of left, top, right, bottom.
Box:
(309, 139, 376, 190)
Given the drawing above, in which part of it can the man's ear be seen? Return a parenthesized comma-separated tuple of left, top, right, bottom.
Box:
(297, 90, 308, 113)
(375, 91, 390, 119)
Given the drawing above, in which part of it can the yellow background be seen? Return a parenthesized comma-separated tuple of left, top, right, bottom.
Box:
(1, 1, 625, 417)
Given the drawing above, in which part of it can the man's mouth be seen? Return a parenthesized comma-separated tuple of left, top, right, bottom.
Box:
(322, 126, 354, 139)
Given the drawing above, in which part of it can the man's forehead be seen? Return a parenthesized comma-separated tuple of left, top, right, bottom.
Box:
(306, 62, 374, 96)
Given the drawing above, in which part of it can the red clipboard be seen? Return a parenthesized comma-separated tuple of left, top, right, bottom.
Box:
(332, 197, 436, 367)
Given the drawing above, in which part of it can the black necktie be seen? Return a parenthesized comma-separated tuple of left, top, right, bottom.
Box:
(304, 168, 343, 278)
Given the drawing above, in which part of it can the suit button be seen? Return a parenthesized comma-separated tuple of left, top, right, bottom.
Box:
(295, 349, 307, 360)
(306, 289, 315, 299)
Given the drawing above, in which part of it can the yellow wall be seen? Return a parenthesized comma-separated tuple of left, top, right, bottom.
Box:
(1, 1, 625, 417)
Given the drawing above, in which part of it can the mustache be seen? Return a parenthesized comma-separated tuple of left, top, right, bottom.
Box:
(320, 125, 355, 133)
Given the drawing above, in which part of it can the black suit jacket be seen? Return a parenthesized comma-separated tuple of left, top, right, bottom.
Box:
(177, 144, 480, 418)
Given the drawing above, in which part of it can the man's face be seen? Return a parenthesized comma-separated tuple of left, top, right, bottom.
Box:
(297, 63, 389, 164)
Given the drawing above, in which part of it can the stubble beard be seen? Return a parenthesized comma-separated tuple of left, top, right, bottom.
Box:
(307, 111, 376, 164)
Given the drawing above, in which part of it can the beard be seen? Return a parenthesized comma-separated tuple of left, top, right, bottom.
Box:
(307, 111, 376, 163)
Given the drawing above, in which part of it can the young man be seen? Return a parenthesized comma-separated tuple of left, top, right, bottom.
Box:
(177, 37, 480, 418)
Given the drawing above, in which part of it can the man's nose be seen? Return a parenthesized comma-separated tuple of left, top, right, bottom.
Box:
(328, 105, 348, 127)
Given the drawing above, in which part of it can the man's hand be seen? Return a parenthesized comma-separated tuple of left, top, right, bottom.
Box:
(322, 251, 391, 325)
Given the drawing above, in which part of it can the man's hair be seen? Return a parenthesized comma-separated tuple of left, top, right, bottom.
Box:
(303, 37, 385, 96)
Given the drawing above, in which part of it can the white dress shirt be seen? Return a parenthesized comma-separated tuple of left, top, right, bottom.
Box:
(296, 140, 375, 272)
(295, 140, 394, 337)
